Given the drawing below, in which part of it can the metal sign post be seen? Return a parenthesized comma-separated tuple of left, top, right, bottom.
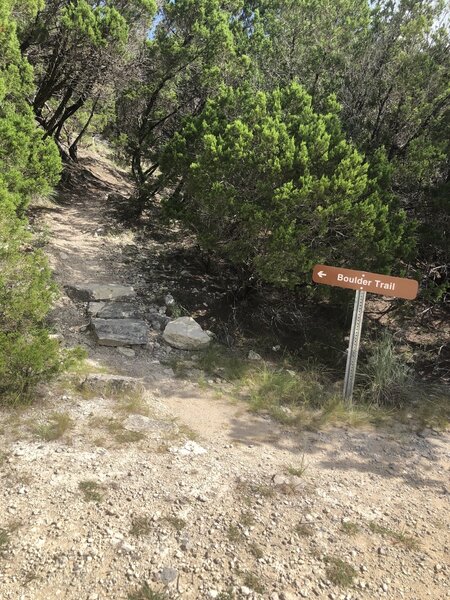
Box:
(343, 290, 366, 404)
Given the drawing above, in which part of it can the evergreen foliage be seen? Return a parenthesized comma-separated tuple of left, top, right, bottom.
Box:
(162, 83, 413, 287)
(236, 0, 449, 299)
(0, 0, 78, 403)
(19, 0, 156, 158)
(114, 0, 246, 213)
(111, 0, 448, 301)
(1, 0, 60, 215)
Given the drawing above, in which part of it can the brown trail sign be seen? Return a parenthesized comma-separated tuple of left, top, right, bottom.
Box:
(312, 264, 419, 403)
(312, 265, 418, 300)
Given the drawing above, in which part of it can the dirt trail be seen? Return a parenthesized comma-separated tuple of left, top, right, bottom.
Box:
(0, 149, 449, 600)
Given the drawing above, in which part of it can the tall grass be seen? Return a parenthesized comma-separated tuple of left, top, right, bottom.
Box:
(360, 333, 416, 407)
(247, 364, 331, 412)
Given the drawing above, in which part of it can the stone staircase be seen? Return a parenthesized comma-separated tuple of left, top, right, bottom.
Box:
(65, 283, 149, 347)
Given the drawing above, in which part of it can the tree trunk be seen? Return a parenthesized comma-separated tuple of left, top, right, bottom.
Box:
(131, 147, 145, 185)
(52, 94, 87, 143)
(68, 95, 99, 160)
(43, 86, 74, 138)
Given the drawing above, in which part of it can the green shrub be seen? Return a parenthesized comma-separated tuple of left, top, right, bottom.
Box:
(128, 582, 167, 600)
(324, 556, 357, 587)
(0, 331, 67, 402)
(162, 83, 412, 288)
(0, 213, 85, 404)
(0, 0, 81, 404)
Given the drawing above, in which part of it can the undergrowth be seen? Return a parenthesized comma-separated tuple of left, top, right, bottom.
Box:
(79, 480, 105, 503)
(359, 333, 418, 407)
(324, 556, 357, 587)
(128, 582, 166, 600)
(368, 521, 419, 549)
(32, 412, 73, 441)
(192, 336, 449, 431)
(130, 516, 153, 537)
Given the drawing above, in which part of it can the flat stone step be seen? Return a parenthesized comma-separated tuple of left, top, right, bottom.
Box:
(77, 373, 145, 395)
(87, 301, 107, 316)
(66, 283, 136, 302)
(91, 318, 148, 346)
(97, 302, 142, 319)
(123, 414, 174, 434)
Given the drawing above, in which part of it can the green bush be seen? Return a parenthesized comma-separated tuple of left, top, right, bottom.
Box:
(248, 364, 332, 412)
(0, 330, 84, 404)
(162, 83, 413, 288)
(0, 0, 80, 404)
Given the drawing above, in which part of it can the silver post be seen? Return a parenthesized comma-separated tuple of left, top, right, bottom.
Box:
(343, 290, 366, 405)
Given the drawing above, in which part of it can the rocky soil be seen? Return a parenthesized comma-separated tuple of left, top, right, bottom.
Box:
(0, 147, 449, 600)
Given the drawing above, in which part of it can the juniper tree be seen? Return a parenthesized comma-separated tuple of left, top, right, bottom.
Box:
(0, 0, 78, 402)
(19, 0, 156, 158)
(161, 83, 413, 288)
(114, 0, 247, 215)
(238, 0, 449, 298)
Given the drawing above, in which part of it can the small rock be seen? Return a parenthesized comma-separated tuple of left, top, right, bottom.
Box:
(272, 474, 291, 486)
(160, 566, 178, 585)
(117, 347, 136, 357)
(240, 586, 251, 596)
(164, 293, 175, 307)
(49, 333, 64, 342)
(248, 350, 262, 360)
(180, 534, 191, 551)
(170, 441, 207, 456)
(118, 541, 135, 555)
(148, 312, 171, 331)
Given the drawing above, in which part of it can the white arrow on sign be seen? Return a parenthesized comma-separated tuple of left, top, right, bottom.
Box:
(317, 270, 327, 278)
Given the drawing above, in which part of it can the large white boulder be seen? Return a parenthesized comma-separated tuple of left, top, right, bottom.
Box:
(162, 316, 211, 350)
